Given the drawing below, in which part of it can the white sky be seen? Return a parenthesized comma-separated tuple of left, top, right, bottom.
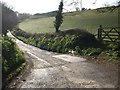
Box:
(2, 0, 119, 14)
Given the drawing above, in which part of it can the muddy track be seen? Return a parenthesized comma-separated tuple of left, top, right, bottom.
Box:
(7, 32, 119, 88)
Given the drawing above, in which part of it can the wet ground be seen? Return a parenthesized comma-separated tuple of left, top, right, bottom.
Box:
(7, 32, 119, 88)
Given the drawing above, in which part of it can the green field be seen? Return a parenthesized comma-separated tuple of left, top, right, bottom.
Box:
(19, 7, 119, 34)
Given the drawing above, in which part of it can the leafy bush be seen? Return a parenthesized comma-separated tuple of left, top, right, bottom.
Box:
(13, 28, 100, 51)
(108, 43, 120, 51)
(75, 46, 82, 55)
(13, 28, 120, 61)
(2, 37, 26, 88)
(82, 48, 102, 56)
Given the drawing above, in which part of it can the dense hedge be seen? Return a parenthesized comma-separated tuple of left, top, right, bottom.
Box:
(2, 37, 26, 88)
(13, 28, 120, 61)
(13, 28, 100, 51)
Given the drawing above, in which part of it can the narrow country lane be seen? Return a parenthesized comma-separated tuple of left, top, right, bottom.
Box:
(7, 32, 119, 88)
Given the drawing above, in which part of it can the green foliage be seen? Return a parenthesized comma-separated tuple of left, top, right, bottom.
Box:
(107, 43, 120, 51)
(13, 28, 99, 53)
(100, 50, 120, 61)
(82, 48, 102, 56)
(2, 37, 26, 88)
(99, 42, 120, 61)
(75, 46, 82, 55)
(54, 1, 64, 32)
(13, 28, 120, 61)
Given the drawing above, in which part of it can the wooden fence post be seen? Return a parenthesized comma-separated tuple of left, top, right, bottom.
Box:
(98, 25, 103, 42)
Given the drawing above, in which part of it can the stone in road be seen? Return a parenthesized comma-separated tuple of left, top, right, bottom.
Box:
(8, 32, 119, 88)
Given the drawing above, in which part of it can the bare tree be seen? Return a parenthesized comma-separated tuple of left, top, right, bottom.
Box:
(66, 0, 81, 11)
(93, 0, 97, 4)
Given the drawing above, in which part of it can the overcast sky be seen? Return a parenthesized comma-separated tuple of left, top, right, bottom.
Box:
(2, 0, 119, 14)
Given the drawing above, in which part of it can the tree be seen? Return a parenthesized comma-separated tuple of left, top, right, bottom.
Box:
(17, 13, 31, 22)
(118, 1, 120, 6)
(82, 7, 86, 11)
(54, 0, 63, 32)
(103, 2, 110, 7)
(2, 2, 18, 36)
(76, 7, 80, 11)
(64, 0, 81, 11)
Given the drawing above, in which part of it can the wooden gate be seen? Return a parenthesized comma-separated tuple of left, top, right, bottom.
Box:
(97, 25, 120, 42)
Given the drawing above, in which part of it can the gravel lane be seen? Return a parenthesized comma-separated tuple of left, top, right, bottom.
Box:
(7, 32, 119, 88)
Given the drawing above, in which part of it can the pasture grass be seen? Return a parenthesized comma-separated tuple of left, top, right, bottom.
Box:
(19, 7, 119, 34)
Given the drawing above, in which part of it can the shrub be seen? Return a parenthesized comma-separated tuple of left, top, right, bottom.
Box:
(82, 48, 102, 56)
(2, 37, 26, 88)
(75, 46, 82, 55)
(13, 28, 120, 61)
(13, 28, 99, 52)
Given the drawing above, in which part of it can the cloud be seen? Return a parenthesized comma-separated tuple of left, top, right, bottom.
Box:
(3, 0, 117, 14)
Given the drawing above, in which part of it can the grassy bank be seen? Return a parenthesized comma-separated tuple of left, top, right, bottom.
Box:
(19, 7, 119, 34)
(2, 37, 26, 88)
(13, 28, 120, 61)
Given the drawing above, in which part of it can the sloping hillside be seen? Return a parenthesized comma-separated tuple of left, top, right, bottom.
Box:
(19, 6, 119, 34)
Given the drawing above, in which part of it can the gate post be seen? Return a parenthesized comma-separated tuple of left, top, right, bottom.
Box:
(98, 25, 103, 42)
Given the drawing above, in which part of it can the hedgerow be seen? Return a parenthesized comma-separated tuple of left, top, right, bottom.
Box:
(12, 28, 120, 61)
(2, 37, 26, 88)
